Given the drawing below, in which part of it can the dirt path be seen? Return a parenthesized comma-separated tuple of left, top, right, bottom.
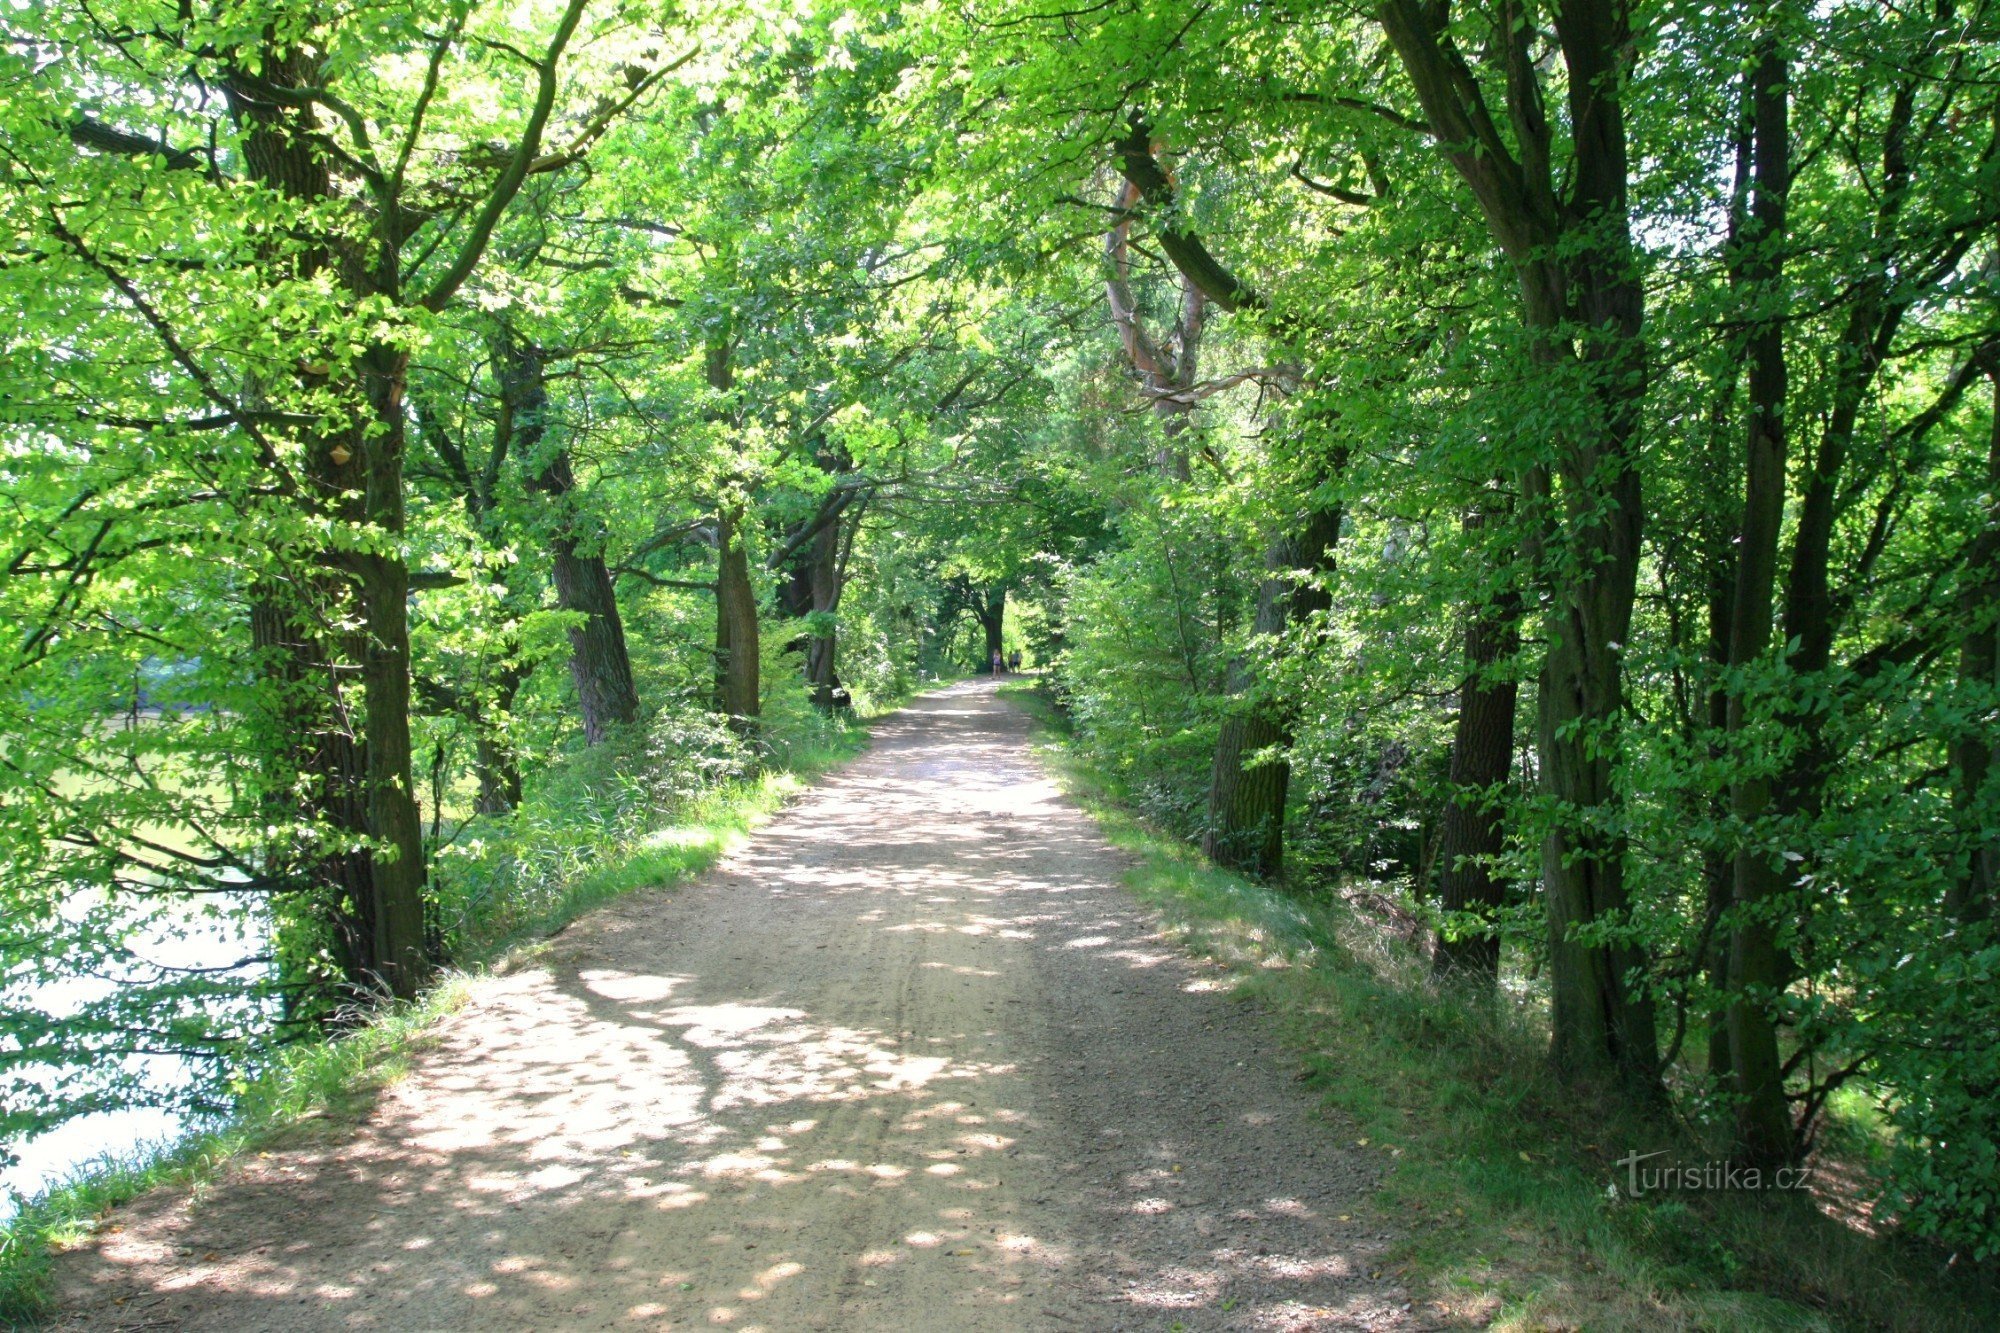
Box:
(56, 681, 1424, 1331)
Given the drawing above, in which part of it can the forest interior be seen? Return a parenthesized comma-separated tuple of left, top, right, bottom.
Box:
(3, 0, 2000, 1327)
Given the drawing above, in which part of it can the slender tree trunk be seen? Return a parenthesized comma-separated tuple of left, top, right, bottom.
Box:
(1722, 22, 1796, 1168)
(496, 333, 640, 744)
(1949, 369, 2000, 923)
(1432, 507, 1522, 982)
(803, 517, 846, 708)
(705, 340, 759, 730)
(1772, 84, 1921, 874)
(1704, 562, 1736, 1080)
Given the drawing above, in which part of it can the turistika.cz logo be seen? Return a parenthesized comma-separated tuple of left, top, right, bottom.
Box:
(1611, 1150, 1813, 1197)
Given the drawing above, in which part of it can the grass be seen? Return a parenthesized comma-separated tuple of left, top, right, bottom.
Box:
(448, 726, 871, 966)
(1001, 680, 2000, 1332)
(0, 714, 877, 1328)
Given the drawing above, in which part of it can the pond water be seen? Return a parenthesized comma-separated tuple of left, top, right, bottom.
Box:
(0, 893, 270, 1221)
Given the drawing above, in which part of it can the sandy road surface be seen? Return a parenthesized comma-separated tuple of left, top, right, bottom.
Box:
(55, 681, 1423, 1331)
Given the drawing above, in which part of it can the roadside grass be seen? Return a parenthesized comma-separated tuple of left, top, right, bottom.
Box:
(1002, 680, 1998, 1332)
(0, 716, 876, 1328)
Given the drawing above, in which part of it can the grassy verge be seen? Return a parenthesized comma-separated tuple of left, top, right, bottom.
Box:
(0, 717, 876, 1327)
(1001, 681, 1997, 1332)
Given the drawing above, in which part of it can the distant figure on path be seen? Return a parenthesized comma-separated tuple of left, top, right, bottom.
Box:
(1009, 650, 1022, 672)
(991, 649, 1005, 677)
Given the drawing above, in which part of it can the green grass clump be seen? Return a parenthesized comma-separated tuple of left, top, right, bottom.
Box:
(1002, 680, 1998, 1332)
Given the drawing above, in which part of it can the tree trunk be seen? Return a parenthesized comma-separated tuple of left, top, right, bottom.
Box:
(1379, 0, 1660, 1091)
(1949, 369, 2000, 923)
(978, 586, 1006, 667)
(472, 662, 526, 815)
(1704, 560, 1736, 1081)
(227, 49, 427, 1002)
(352, 347, 430, 1001)
(1771, 82, 1923, 878)
(498, 333, 641, 745)
(803, 516, 846, 709)
(249, 593, 377, 1003)
(1203, 502, 1342, 877)
(705, 340, 759, 730)
(1432, 507, 1522, 982)
(546, 488, 643, 745)
(1722, 22, 1796, 1169)
(715, 503, 761, 730)
(1533, 512, 1655, 1086)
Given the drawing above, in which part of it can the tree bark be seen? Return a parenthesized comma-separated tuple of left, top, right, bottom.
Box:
(705, 340, 760, 730)
(1379, 0, 1659, 1090)
(1432, 506, 1522, 982)
(978, 585, 1007, 666)
(1203, 502, 1342, 877)
(496, 333, 641, 745)
(543, 453, 643, 745)
(1721, 20, 1796, 1169)
(715, 502, 761, 729)
(472, 666, 526, 816)
(803, 516, 847, 708)
(353, 350, 428, 999)
(776, 470, 858, 710)
(1949, 369, 2000, 923)
(1105, 177, 1204, 481)
(1106, 131, 1334, 877)
(227, 48, 428, 1002)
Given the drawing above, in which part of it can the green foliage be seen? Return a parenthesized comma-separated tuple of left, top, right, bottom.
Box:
(1013, 686, 2000, 1329)
(7, 0, 2000, 1307)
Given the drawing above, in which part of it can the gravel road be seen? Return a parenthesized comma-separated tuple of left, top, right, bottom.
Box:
(55, 680, 1425, 1331)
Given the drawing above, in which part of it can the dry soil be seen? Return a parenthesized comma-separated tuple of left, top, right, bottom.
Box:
(54, 680, 1425, 1331)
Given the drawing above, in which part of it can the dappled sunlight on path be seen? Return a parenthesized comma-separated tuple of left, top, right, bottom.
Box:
(56, 681, 1427, 1331)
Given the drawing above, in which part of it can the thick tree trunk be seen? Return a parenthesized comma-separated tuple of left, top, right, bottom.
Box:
(1722, 25, 1796, 1169)
(978, 586, 1006, 667)
(1432, 508, 1522, 982)
(228, 50, 426, 1002)
(249, 593, 377, 1001)
(1534, 524, 1655, 1086)
(1203, 503, 1342, 877)
(1379, 0, 1660, 1091)
(715, 503, 761, 730)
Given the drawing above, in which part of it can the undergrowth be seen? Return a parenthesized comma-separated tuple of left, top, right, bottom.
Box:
(1003, 680, 1998, 1332)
